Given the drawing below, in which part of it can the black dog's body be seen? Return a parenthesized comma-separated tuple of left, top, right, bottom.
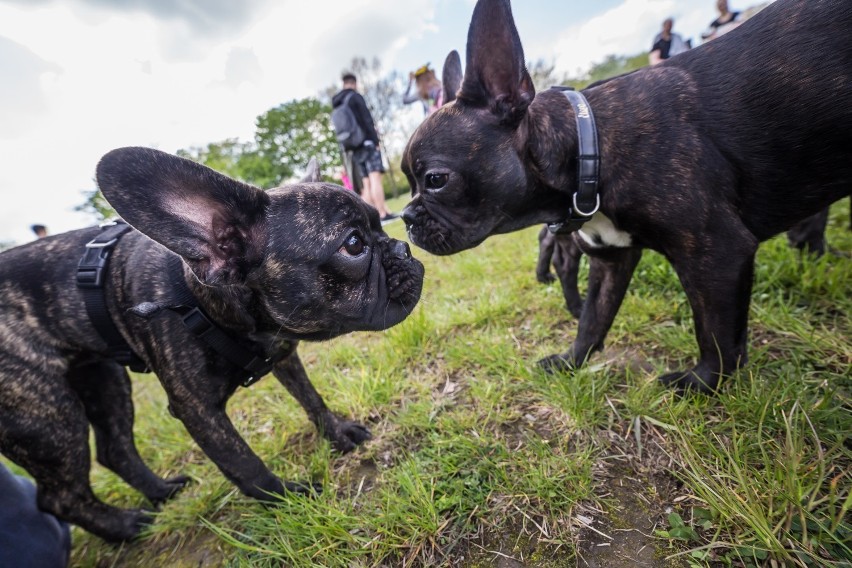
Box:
(402, 0, 851, 392)
(0, 148, 423, 541)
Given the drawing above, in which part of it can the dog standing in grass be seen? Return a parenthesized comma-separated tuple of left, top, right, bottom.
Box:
(402, 0, 851, 393)
(0, 148, 424, 541)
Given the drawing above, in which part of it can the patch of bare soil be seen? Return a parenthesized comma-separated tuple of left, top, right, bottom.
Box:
(575, 464, 687, 568)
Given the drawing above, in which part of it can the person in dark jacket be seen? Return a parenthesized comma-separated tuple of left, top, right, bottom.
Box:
(332, 74, 396, 222)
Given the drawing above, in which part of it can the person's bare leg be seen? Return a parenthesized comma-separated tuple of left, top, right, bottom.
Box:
(360, 176, 376, 209)
(368, 171, 390, 216)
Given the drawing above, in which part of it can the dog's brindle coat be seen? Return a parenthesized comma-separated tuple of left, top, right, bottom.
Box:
(0, 148, 424, 541)
(402, 0, 851, 393)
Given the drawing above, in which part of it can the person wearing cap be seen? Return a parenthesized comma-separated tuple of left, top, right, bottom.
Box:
(403, 63, 444, 115)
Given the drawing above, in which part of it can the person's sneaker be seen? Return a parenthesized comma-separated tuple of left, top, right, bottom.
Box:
(380, 213, 400, 224)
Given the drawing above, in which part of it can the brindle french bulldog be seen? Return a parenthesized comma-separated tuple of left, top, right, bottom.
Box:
(401, 0, 850, 393)
(0, 147, 424, 541)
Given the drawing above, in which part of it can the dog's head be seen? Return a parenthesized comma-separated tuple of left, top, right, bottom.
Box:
(401, 0, 569, 255)
(96, 147, 424, 340)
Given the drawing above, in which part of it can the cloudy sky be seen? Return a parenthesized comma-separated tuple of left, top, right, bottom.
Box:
(1, 0, 721, 245)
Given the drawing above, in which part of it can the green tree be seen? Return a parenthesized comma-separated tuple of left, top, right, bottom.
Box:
(527, 58, 564, 92)
(564, 52, 648, 89)
(177, 139, 278, 188)
(253, 97, 340, 187)
(75, 183, 116, 222)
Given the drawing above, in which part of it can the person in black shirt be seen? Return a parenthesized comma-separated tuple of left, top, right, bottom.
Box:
(331, 74, 396, 222)
(649, 18, 690, 65)
(702, 0, 741, 41)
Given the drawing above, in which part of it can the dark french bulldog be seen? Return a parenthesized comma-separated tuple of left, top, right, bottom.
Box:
(0, 147, 424, 542)
(402, 0, 851, 393)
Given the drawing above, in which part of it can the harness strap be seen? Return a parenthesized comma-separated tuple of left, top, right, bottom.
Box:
(76, 223, 281, 386)
(77, 221, 149, 372)
(163, 255, 278, 388)
(547, 86, 602, 235)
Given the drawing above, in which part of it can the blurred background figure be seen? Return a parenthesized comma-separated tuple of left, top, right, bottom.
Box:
(30, 224, 48, 238)
(702, 0, 742, 41)
(403, 63, 444, 116)
(649, 18, 691, 65)
(339, 167, 354, 191)
(332, 73, 396, 222)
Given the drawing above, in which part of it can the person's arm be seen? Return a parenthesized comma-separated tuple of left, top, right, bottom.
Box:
(649, 38, 663, 65)
(351, 93, 380, 144)
(402, 76, 420, 104)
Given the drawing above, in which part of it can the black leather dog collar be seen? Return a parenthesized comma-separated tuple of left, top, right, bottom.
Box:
(547, 86, 601, 235)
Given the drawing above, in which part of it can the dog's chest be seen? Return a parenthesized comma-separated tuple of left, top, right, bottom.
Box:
(577, 213, 633, 248)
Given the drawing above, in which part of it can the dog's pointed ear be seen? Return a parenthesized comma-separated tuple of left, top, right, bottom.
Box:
(459, 0, 534, 124)
(300, 157, 321, 183)
(442, 50, 463, 104)
(96, 146, 269, 286)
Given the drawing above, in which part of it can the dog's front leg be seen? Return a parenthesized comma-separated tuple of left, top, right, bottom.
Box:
(166, 387, 314, 501)
(539, 247, 642, 372)
(273, 351, 371, 453)
(660, 240, 758, 394)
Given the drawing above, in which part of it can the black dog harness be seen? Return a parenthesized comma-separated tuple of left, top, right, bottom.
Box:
(77, 221, 281, 386)
(77, 221, 150, 372)
(547, 86, 601, 235)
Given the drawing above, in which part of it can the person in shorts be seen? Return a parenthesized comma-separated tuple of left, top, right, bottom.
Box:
(331, 74, 397, 222)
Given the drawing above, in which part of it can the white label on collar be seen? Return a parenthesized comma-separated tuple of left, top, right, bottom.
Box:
(578, 212, 633, 248)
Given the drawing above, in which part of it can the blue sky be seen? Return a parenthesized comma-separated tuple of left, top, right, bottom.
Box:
(0, 0, 732, 244)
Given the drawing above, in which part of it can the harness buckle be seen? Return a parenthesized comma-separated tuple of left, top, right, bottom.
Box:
(77, 245, 111, 289)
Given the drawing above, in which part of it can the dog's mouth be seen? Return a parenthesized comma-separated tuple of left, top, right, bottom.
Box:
(402, 201, 486, 256)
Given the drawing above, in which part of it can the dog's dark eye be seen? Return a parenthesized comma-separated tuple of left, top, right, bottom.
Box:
(340, 234, 366, 256)
(425, 173, 448, 190)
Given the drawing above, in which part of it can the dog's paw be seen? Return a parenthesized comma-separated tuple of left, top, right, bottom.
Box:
(565, 299, 584, 319)
(283, 480, 324, 496)
(536, 272, 556, 284)
(537, 353, 578, 374)
(103, 509, 155, 542)
(658, 369, 719, 395)
(146, 475, 191, 505)
(330, 421, 372, 454)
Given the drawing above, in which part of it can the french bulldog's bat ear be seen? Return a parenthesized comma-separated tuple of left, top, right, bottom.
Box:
(442, 50, 463, 104)
(96, 146, 269, 286)
(459, 0, 535, 124)
(300, 157, 321, 183)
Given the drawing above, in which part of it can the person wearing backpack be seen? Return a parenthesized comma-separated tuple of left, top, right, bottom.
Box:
(331, 73, 397, 223)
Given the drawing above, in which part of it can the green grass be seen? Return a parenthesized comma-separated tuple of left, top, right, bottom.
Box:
(12, 198, 851, 566)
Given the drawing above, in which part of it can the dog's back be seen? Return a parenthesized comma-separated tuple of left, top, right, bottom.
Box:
(0, 229, 103, 373)
(594, 0, 852, 238)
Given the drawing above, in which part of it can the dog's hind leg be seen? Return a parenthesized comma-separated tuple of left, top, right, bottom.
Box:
(67, 361, 189, 505)
(0, 364, 151, 541)
(553, 234, 584, 318)
(273, 351, 371, 453)
(535, 226, 557, 284)
(539, 247, 642, 372)
(660, 232, 759, 394)
(786, 208, 829, 256)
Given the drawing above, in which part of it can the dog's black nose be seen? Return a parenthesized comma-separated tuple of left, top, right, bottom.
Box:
(401, 206, 417, 226)
(390, 240, 411, 260)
